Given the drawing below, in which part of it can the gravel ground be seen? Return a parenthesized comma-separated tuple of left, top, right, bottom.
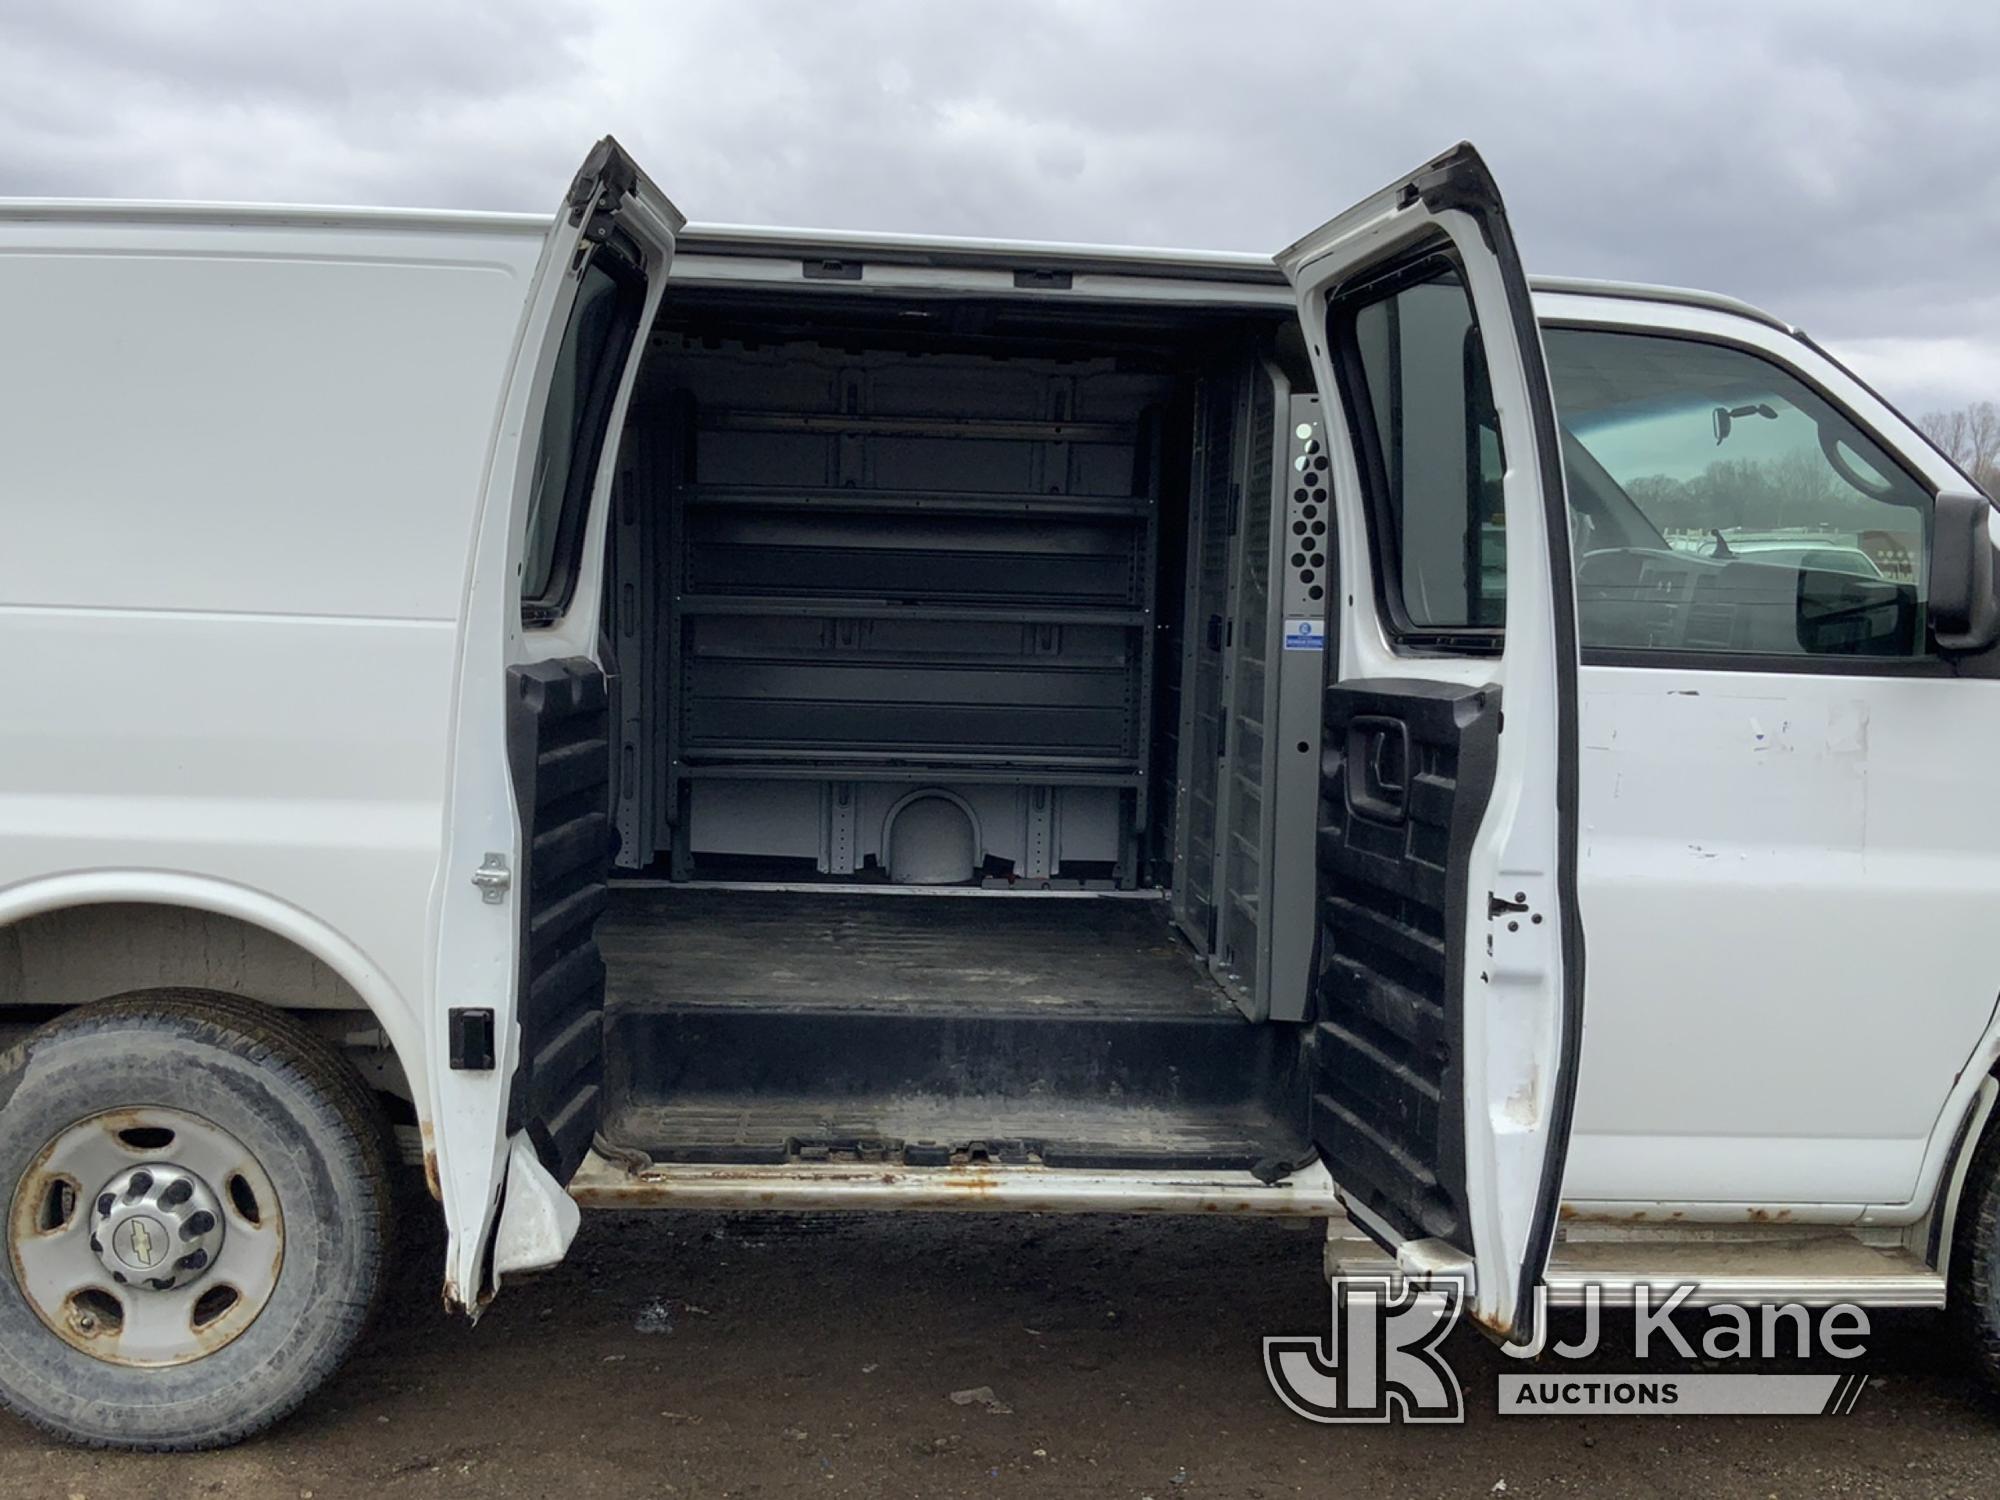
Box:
(4, 1208, 1999, 1498)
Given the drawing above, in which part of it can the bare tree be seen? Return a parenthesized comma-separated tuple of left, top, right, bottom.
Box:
(1921, 401, 2000, 496)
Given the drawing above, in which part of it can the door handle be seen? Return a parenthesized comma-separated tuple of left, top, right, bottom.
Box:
(1345, 716, 1410, 825)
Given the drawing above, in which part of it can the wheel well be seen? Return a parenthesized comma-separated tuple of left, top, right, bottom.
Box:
(0, 903, 419, 1142)
(1936, 1072, 2000, 1287)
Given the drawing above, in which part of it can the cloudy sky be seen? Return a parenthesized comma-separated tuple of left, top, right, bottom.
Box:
(3, 1, 1995, 415)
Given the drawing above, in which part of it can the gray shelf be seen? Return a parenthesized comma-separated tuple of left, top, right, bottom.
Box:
(675, 595, 1149, 626)
(679, 484, 1150, 518)
(699, 410, 1136, 443)
(677, 759, 1144, 787)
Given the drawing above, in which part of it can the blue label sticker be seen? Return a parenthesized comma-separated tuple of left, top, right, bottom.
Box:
(1283, 618, 1325, 651)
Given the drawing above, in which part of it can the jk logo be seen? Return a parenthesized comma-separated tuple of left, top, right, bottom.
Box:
(1264, 1274, 1466, 1424)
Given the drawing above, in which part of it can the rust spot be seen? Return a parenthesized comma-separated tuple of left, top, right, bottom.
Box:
(942, 1172, 1002, 1195)
(1565, 1203, 1780, 1226)
(441, 1263, 495, 1320)
(1555, 1205, 1655, 1224)
(186, 1291, 255, 1356)
(566, 1157, 1340, 1218)
(1555, 1205, 1696, 1225)
(419, 1122, 441, 1202)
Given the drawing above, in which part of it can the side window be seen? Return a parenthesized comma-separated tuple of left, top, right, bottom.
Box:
(520, 248, 646, 623)
(1337, 255, 1507, 638)
(1544, 329, 1932, 660)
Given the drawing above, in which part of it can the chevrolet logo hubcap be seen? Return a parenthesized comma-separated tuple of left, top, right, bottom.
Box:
(112, 1215, 167, 1271)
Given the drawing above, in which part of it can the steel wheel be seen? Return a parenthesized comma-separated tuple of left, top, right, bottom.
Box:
(10, 1106, 284, 1368)
(0, 992, 391, 1450)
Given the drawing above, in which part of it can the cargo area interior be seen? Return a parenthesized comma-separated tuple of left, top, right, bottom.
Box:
(581, 276, 1336, 1174)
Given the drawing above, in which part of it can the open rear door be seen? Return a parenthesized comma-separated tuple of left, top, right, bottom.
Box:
(431, 138, 682, 1310)
(1277, 144, 1582, 1342)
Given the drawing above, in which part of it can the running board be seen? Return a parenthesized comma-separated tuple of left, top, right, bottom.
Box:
(1328, 1232, 1946, 1309)
(569, 1150, 1947, 1308)
(1544, 1238, 1944, 1308)
(569, 1149, 1342, 1217)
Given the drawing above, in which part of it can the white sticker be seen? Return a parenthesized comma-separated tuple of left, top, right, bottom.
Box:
(1283, 617, 1325, 651)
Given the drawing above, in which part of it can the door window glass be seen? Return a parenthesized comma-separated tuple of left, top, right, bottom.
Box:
(520, 252, 645, 621)
(1544, 329, 1931, 658)
(1340, 258, 1507, 637)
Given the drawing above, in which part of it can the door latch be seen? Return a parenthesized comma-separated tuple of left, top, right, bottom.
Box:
(448, 1007, 496, 1070)
(471, 853, 512, 903)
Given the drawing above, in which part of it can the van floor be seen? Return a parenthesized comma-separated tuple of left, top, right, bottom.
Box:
(595, 887, 1308, 1171)
(597, 887, 1231, 1017)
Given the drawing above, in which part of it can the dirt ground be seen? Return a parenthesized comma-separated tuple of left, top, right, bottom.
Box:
(4, 1209, 1999, 1499)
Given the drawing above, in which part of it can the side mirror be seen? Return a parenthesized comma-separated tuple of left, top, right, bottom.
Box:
(1931, 490, 2000, 653)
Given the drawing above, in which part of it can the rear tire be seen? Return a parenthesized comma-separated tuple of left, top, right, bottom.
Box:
(1952, 1118, 2000, 1396)
(0, 991, 392, 1449)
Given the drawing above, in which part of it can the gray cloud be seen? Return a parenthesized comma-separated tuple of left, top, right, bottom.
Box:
(2, 0, 1993, 413)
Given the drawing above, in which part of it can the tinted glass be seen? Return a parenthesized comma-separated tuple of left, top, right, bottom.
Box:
(521, 259, 638, 612)
(1346, 262, 1506, 632)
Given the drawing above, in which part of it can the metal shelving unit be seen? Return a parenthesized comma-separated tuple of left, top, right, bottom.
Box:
(638, 344, 1172, 885)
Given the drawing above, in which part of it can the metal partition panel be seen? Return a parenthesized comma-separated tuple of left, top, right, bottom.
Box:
(1266, 394, 1331, 1020)
(609, 410, 671, 868)
(649, 336, 1171, 884)
(1210, 364, 1287, 1015)
(1169, 372, 1239, 946)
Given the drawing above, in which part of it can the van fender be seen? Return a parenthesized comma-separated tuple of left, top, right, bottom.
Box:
(1928, 1074, 2000, 1281)
(0, 869, 430, 1131)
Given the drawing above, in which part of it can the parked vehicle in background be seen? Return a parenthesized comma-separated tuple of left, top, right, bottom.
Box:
(1687, 530, 1889, 579)
(3, 139, 1999, 1448)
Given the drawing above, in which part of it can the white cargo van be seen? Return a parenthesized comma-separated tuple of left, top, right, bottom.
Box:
(3, 138, 1998, 1448)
